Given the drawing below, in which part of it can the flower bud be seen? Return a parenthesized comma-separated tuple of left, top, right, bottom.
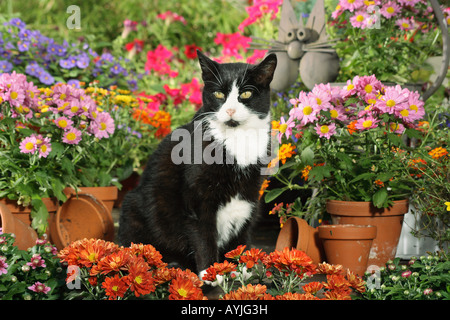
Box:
(401, 270, 412, 278)
(21, 265, 30, 272)
(423, 288, 433, 295)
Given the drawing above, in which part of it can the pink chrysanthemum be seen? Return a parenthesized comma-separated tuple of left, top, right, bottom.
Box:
(62, 127, 82, 145)
(90, 112, 115, 139)
(28, 281, 51, 294)
(0, 256, 8, 275)
(355, 114, 379, 130)
(375, 85, 409, 115)
(314, 122, 336, 139)
(338, 0, 364, 12)
(19, 136, 38, 154)
(350, 10, 369, 29)
(291, 95, 320, 126)
(26, 254, 46, 269)
(356, 75, 382, 97)
(37, 137, 52, 158)
(380, 1, 402, 19)
(396, 17, 414, 31)
(277, 116, 295, 143)
(55, 117, 74, 130)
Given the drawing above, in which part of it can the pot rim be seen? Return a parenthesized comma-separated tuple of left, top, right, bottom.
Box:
(318, 224, 377, 240)
(326, 199, 409, 217)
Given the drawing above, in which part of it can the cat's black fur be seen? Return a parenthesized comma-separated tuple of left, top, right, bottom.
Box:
(119, 51, 277, 274)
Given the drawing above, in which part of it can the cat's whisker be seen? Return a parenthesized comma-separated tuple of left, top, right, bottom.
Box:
(304, 39, 340, 49)
(302, 48, 336, 53)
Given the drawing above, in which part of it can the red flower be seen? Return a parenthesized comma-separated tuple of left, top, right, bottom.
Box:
(184, 44, 201, 59)
(125, 258, 156, 297)
(225, 245, 247, 260)
(125, 39, 144, 53)
(239, 248, 266, 269)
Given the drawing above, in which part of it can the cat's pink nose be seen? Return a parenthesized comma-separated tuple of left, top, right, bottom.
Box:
(226, 108, 236, 117)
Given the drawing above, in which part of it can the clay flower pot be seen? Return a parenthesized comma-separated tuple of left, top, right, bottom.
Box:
(50, 193, 115, 250)
(0, 197, 59, 242)
(326, 199, 409, 267)
(275, 217, 326, 264)
(0, 203, 38, 250)
(319, 224, 377, 275)
(64, 186, 118, 215)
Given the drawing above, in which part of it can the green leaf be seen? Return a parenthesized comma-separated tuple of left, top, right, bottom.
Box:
(350, 172, 375, 184)
(264, 188, 285, 203)
(300, 147, 314, 165)
(309, 165, 332, 181)
(387, 133, 403, 146)
(372, 188, 388, 208)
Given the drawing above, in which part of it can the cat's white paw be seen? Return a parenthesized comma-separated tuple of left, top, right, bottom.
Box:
(231, 266, 252, 281)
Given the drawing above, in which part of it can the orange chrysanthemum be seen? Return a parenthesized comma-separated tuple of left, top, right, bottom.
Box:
(91, 250, 130, 276)
(239, 248, 266, 269)
(125, 258, 156, 297)
(58, 238, 119, 268)
(345, 270, 366, 294)
(276, 292, 320, 300)
(258, 179, 270, 200)
(128, 243, 167, 268)
(266, 248, 316, 276)
(169, 275, 205, 300)
(316, 262, 344, 275)
(202, 261, 237, 282)
(221, 284, 274, 300)
(277, 143, 296, 164)
(102, 274, 129, 300)
(347, 120, 357, 135)
(323, 274, 352, 297)
(225, 245, 247, 260)
(302, 281, 324, 295)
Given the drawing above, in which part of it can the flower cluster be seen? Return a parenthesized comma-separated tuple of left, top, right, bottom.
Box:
(202, 245, 366, 300)
(238, 0, 282, 32)
(0, 230, 65, 300)
(363, 254, 450, 300)
(0, 18, 139, 89)
(267, 75, 426, 222)
(0, 72, 116, 233)
(329, 0, 447, 83)
(58, 238, 205, 300)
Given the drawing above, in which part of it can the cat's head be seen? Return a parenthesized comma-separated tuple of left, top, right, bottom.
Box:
(197, 51, 277, 129)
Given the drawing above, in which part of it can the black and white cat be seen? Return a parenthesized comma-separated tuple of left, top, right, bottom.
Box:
(119, 51, 277, 275)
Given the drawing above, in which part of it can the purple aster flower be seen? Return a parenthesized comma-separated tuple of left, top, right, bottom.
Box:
(100, 52, 114, 62)
(18, 28, 31, 40)
(17, 40, 30, 52)
(0, 60, 13, 73)
(110, 63, 125, 75)
(9, 18, 26, 29)
(75, 53, 90, 69)
(25, 62, 43, 77)
(59, 58, 75, 69)
(67, 79, 81, 88)
(39, 71, 55, 85)
(47, 43, 66, 57)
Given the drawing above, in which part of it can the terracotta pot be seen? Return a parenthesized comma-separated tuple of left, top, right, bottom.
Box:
(0, 203, 38, 250)
(275, 217, 326, 264)
(0, 197, 59, 242)
(50, 193, 115, 250)
(326, 199, 409, 267)
(64, 186, 118, 215)
(318, 224, 377, 275)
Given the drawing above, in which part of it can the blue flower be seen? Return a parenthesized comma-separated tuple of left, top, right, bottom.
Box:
(17, 41, 30, 52)
(0, 60, 13, 73)
(9, 18, 26, 29)
(75, 53, 90, 69)
(38, 71, 55, 85)
(47, 43, 66, 57)
(59, 58, 75, 69)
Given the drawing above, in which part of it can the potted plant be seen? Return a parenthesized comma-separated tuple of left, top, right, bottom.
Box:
(362, 253, 450, 300)
(328, 0, 447, 88)
(400, 103, 449, 253)
(0, 72, 116, 239)
(0, 230, 65, 300)
(266, 74, 426, 266)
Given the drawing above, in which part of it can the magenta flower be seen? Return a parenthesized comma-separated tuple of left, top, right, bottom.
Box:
(62, 128, 82, 145)
(380, 1, 401, 19)
(338, 0, 364, 12)
(355, 114, 379, 130)
(356, 75, 382, 97)
(350, 10, 369, 29)
(0, 256, 8, 275)
(37, 137, 52, 158)
(315, 122, 336, 139)
(90, 112, 115, 139)
(26, 254, 46, 269)
(396, 17, 414, 31)
(401, 270, 412, 278)
(55, 117, 74, 130)
(291, 94, 320, 126)
(375, 85, 408, 115)
(277, 116, 295, 143)
(423, 288, 433, 296)
(28, 281, 51, 294)
(19, 136, 38, 154)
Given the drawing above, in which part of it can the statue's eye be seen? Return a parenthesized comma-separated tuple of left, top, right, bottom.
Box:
(239, 91, 252, 99)
(213, 91, 225, 99)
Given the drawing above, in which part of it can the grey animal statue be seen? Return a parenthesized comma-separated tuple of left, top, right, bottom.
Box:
(250, 0, 340, 91)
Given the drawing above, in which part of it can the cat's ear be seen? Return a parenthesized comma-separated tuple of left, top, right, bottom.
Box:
(252, 53, 277, 87)
(197, 50, 220, 83)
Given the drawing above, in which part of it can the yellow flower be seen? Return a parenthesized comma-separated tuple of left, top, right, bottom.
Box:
(428, 147, 448, 159)
(277, 143, 296, 164)
(445, 202, 450, 211)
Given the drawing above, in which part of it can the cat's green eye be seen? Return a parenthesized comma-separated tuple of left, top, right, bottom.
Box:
(240, 91, 252, 99)
(213, 91, 225, 99)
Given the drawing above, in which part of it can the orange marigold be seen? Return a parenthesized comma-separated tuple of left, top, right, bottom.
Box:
(429, 147, 448, 159)
(277, 143, 296, 164)
(347, 120, 357, 135)
(102, 274, 129, 300)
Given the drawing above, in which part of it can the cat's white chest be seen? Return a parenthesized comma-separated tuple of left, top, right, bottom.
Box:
(216, 195, 253, 248)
